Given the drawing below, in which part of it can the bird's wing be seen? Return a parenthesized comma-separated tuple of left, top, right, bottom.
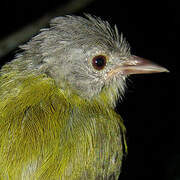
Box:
(0, 72, 69, 179)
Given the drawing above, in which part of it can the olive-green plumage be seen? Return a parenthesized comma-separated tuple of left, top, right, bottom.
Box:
(0, 70, 126, 179)
(0, 14, 168, 180)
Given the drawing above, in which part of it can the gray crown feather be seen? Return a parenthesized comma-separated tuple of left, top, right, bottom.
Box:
(20, 14, 130, 57)
(49, 14, 130, 55)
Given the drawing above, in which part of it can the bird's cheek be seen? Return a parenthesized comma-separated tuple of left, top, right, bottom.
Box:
(105, 67, 124, 81)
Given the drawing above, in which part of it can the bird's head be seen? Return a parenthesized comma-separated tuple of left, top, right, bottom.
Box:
(20, 14, 168, 107)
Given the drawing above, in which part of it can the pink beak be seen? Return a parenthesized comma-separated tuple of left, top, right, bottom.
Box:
(107, 55, 169, 78)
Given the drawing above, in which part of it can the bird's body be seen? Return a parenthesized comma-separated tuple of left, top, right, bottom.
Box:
(0, 15, 167, 179)
(0, 70, 125, 179)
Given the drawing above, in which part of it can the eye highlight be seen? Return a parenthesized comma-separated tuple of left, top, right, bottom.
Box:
(92, 55, 107, 70)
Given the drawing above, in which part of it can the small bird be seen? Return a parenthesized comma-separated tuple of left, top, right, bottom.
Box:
(0, 14, 168, 179)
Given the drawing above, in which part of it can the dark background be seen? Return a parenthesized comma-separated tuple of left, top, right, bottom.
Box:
(0, 0, 177, 179)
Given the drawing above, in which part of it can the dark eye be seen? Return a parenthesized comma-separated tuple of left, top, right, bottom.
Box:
(92, 55, 107, 70)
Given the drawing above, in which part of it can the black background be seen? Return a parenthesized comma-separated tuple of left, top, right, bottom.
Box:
(0, 0, 177, 179)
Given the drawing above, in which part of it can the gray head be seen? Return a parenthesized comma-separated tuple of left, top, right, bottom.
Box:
(18, 14, 168, 103)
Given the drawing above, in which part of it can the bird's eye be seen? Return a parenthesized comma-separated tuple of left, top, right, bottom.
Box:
(92, 55, 107, 70)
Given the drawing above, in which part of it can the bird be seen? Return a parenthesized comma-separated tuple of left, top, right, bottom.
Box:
(0, 14, 168, 180)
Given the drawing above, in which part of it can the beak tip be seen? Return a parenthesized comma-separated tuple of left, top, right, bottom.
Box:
(165, 69, 170, 73)
(159, 67, 170, 73)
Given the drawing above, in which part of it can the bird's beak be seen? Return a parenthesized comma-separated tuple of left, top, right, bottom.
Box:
(107, 55, 169, 78)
